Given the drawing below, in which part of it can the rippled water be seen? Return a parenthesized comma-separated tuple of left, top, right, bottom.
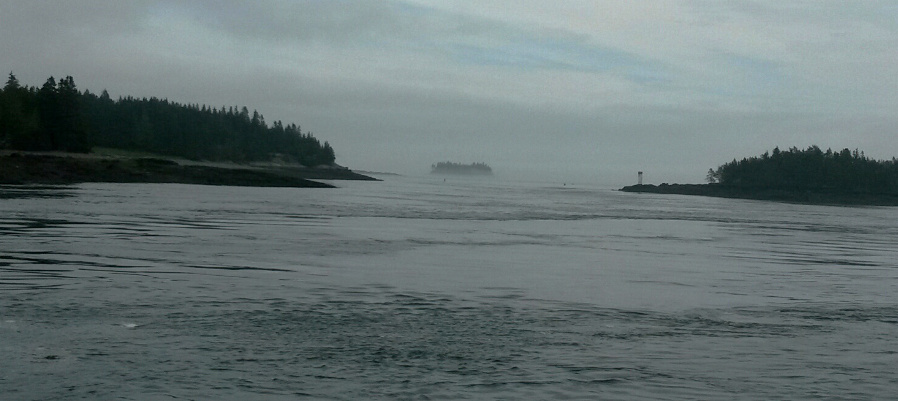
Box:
(2, 177, 897, 400)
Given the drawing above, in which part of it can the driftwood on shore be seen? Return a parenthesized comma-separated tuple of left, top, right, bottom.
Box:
(0, 153, 377, 188)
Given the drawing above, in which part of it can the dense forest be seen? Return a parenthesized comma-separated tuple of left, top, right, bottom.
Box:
(0, 73, 335, 166)
(707, 146, 898, 194)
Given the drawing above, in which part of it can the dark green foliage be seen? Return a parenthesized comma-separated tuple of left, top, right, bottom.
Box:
(0, 72, 40, 150)
(1, 74, 336, 166)
(43, 76, 90, 152)
(0, 75, 90, 152)
(712, 145, 898, 194)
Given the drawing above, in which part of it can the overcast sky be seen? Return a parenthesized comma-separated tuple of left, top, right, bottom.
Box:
(2, 1, 897, 185)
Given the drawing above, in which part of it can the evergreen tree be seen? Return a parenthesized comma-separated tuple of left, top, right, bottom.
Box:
(35, 77, 59, 150)
(55, 76, 90, 152)
(712, 145, 898, 194)
(3, 74, 340, 166)
(706, 168, 719, 184)
(0, 73, 23, 146)
(320, 141, 335, 165)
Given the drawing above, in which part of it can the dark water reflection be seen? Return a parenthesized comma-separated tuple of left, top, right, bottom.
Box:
(0, 185, 75, 200)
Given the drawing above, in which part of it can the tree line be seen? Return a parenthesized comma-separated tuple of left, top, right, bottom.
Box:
(0, 73, 335, 166)
(707, 145, 898, 194)
(431, 161, 492, 175)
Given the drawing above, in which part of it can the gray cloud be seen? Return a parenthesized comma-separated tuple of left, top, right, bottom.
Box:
(2, 0, 896, 185)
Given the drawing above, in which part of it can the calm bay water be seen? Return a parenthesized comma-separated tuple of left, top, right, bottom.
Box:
(2, 176, 897, 400)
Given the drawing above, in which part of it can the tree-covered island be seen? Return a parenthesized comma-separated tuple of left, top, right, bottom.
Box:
(0, 73, 375, 186)
(622, 146, 898, 206)
(431, 162, 493, 175)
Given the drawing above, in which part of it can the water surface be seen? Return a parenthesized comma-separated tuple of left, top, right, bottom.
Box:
(2, 178, 897, 399)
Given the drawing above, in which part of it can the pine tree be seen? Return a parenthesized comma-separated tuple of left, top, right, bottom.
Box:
(0, 73, 21, 146)
(1, 72, 40, 149)
(35, 77, 59, 150)
(4, 72, 20, 90)
(321, 141, 335, 165)
(55, 76, 90, 152)
(706, 168, 719, 184)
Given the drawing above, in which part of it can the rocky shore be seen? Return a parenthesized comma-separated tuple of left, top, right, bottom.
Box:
(0, 152, 378, 188)
(620, 183, 898, 206)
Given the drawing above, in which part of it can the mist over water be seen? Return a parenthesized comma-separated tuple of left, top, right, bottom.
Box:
(2, 177, 897, 400)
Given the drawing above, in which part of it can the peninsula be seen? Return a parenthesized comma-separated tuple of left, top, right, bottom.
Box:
(622, 146, 898, 206)
(0, 151, 377, 188)
(0, 73, 375, 187)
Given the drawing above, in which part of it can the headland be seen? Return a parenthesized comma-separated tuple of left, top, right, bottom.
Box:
(0, 152, 378, 188)
(621, 146, 898, 206)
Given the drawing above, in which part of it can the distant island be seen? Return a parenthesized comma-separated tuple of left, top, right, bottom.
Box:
(622, 146, 898, 206)
(431, 162, 493, 175)
(0, 73, 375, 187)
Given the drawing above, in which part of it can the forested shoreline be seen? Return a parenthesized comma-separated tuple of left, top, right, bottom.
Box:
(708, 146, 898, 194)
(0, 73, 336, 166)
(623, 146, 898, 205)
